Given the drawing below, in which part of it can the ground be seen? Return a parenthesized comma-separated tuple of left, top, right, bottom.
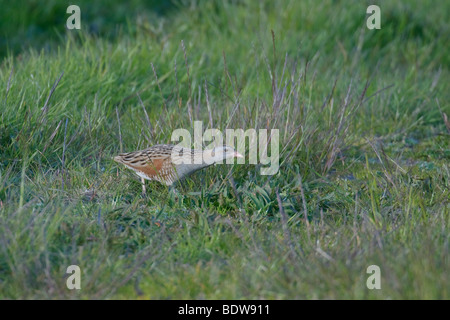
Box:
(0, 0, 448, 299)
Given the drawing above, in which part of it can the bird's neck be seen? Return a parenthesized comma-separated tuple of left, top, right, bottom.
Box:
(173, 147, 222, 167)
(199, 150, 224, 166)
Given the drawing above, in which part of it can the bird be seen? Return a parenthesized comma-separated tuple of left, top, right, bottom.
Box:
(113, 144, 243, 193)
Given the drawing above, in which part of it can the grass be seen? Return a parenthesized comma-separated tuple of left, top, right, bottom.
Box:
(0, 0, 449, 299)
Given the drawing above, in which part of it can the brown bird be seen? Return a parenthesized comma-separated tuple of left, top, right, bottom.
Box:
(114, 144, 243, 192)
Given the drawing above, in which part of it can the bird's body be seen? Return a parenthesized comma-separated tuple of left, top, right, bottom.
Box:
(114, 144, 242, 191)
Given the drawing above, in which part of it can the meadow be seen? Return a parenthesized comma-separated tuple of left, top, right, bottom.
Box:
(0, 0, 448, 299)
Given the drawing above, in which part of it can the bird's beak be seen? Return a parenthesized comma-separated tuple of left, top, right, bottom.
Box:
(234, 152, 244, 158)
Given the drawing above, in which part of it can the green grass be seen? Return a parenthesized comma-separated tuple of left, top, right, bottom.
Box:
(0, 0, 449, 299)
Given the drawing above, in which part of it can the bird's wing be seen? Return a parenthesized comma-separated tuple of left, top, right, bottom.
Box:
(114, 147, 174, 180)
